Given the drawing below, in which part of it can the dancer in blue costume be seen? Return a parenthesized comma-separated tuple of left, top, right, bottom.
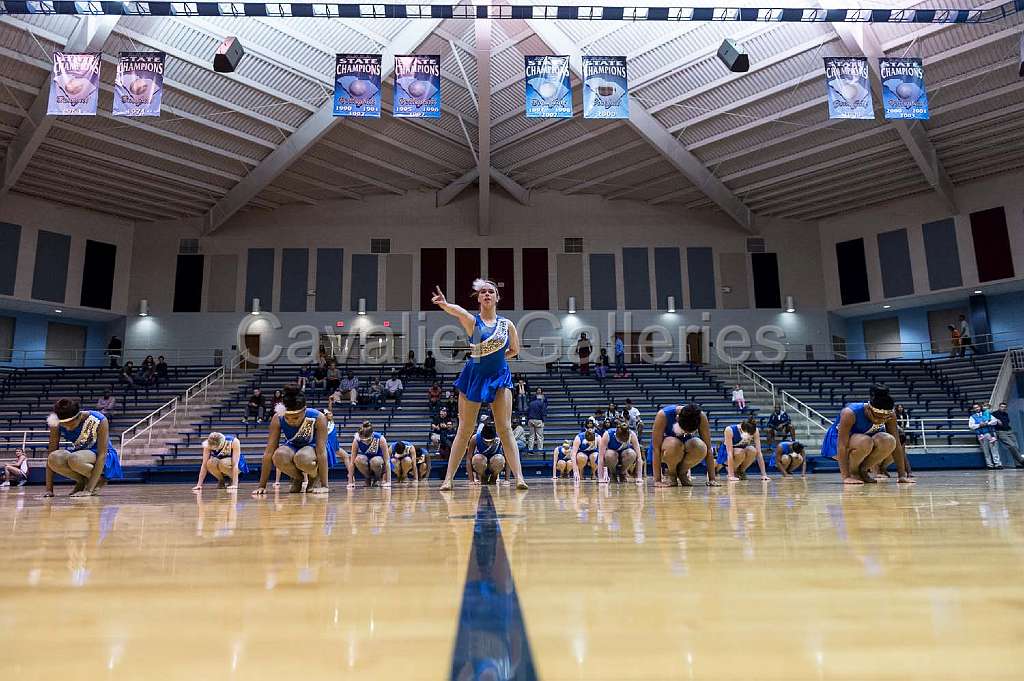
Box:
(390, 440, 419, 483)
(770, 440, 806, 477)
(564, 425, 600, 480)
(253, 384, 329, 496)
(468, 419, 505, 485)
(598, 422, 644, 484)
(820, 384, 914, 485)
(44, 397, 124, 497)
(193, 432, 248, 491)
(550, 439, 575, 479)
(433, 279, 528, 491)
(350, 421, 392, 488)
(651, 403, 719, 487)
(716, 417, 770, 482)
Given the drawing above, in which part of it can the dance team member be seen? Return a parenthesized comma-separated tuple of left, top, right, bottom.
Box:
(45, 397, 124, 497)
(651, 403, 718, 487)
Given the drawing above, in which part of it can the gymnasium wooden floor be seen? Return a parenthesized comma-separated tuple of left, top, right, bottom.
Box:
(2, 471, 1021, 680)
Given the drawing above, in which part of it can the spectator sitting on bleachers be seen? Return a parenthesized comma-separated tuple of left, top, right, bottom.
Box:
(312, 360, 328, 391)
(245, 388, 266, 424)
(895, 404, 912, 445)
(1, 448, 28, 488)
(443, 387, 457, 415)
(384, 371, 404, 409)
(625, 399, 643, 441)
(96, 391, 115, 416)
(271, 390, 283, 415)
(139, 364, 157, 388)
(423, 350, 437, 381)
(402, 351, 419, 380)
(106, 335, 122, 368)
(155, 356, 168, 383)
(118, 361, 136, 387)
(732, 384, 746, 410)
(766, 406, 795, 445)
(432, 408, 455, 453)
(325, 361, 341, 396)
(428, 382, 442, 416)
(142, 355, 155, 372)
(297, 363, 313, 392)
(366, 378, 383, 409)
(514, 374, 529, 414)
(595, 348, 610, 381)
(607, 401, 624, 422)
(339, 371, 359, 406)
(512, 416, 528, 453)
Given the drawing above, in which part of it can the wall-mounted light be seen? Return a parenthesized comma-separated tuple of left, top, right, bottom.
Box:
(138, 299, 149, 317)
(667, 295, 677, 313)
(973, 289, 983, 294)
(251, 297, 261, 315)
(358, 298, 366, 315)
(784, 295, 795, 313)
(883, 304, 892, 309)
(568, 296, 577, 314)
(54, 309, 62, 314)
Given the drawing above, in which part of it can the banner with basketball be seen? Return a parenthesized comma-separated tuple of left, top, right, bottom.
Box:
(880, 57, 929, 120)
(525, 55, 572, 118)
(393, 55, 441, 119)
(823, 56, 874, 120)
(113, 52, 165, 117)
(333, 54, 382, 118)
(582, 55, 629, 120)
(48, 52, 101, 116)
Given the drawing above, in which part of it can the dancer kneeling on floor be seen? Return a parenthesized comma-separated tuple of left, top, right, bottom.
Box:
(45, 397, 124, 497)
(469, 419, 505, 485)
(351, 421, 392, 488)
(566, 424, 600, 480)
(820, 383, 914, 485)
(717, 418, 770, 482)
(253, 384, 330, 496)
(770, 440, 805, 477)
(551, 439, 575, 479)
(598, 422, 644, 484)
(390, 440, 419, 483)
(194, 432, 248, 491)
(652, 403, 719, 487)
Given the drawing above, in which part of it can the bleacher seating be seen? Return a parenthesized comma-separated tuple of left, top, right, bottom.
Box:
(0, 365, 223, 458)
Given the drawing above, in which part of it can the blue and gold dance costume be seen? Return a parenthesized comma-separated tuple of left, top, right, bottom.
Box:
(574, 431, 599, 456)
(768, 440, 800, 470)
(356, 431, 384, 459)
(454, 315, 513, 404)
(325, 418, 339, 467)
(213, 434, 249, 473)
(279, 408, 322, 452)
(660, 405, 700, 444)
(59, 410, 123, 479)
(473, 433, 504, 460)
(715, 424, 755, 465)
(820, 402, 885, 458)
(391, 439, 414, 473)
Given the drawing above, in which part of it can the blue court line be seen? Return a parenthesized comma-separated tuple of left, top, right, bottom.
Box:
(449, 487, 538, 681)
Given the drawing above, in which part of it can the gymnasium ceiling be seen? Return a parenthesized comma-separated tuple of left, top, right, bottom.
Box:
(0, 0, 1022, 229)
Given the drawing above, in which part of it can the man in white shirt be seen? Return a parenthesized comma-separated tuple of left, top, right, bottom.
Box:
(625, 399, 643, 440)
(958, 315, 973, 356)
(384, 372, 404, 410)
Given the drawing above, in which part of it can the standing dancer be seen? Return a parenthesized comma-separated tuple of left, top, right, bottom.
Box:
(252, 385, 329, 496)
(651, 403, 719, 487)
(44, 398, 124, 497)
(433, 279, 528, 491)
(821, 384, 914, 484)
(193, 432, 248, 491)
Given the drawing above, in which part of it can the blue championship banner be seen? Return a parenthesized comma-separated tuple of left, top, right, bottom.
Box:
(582, 55, 629, 119)
(824, 56, 874, 120)
(113, 52, 165, 117)
(48, 52, 100, 116)
(333, 54, 382, 117)
(525, 55, 572, 118)
(394, 55, 441, 118)
(880, 57, 929, 120)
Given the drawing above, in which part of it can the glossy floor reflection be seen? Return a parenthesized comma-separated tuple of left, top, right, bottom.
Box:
(1, 471, 1022, 680)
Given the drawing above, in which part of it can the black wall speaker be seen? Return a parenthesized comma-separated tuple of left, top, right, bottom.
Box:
(717, 38, 750, 73)
(214, 37, 245, 73)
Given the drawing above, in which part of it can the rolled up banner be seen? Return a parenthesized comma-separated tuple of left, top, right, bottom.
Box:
(48, 52, 101, 116)
(880, 57, 929, 120)
(582, 55, 629, 120)
(334, 54, 381, 118)
(525, 55, 572, 118)
(393, 55, 441, 118)
(823, 56, 874, 120)
(113, 52, 165, 117)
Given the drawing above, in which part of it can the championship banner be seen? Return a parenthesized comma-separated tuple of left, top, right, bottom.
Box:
(113, 52, 165, 117)
(823, 56, 874, 120)
(333, 54, 382, 118)
(48, 52, 101, 116)
(880, 57, 929, 120)
(582, 55, 629, 120)
(525, 55, 572, 118)
(393, 55, 440, 118)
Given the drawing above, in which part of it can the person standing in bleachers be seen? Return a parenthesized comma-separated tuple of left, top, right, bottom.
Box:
(44, 398, 124, 497)
(576, 333, 593, 376)
(193, 432, 247, 491)
(716, 418, 770, 482)
(968, 402, 1002, 469)
(105, 335, 122, 368)
(614, 335, 626, 377)
(422, 350, 437, 381)
(992, 402, 1024, 468)
(252, 385, 329, 496)
(526, 392, 547, 454)
(958, 315, 973, 356)
(651, 403, 718, 487)
(432, 279, 528, 491)
(155, 356, 169, 385)
(820, 384, 914, 484)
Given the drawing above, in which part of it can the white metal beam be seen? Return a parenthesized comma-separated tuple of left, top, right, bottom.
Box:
(206, 18, 444, 233)
(564, 157, 663, 195)
(832, 22, 958, 214)
(504, 121, 623, 171)
(2, 16, 119, 196)
(475, 17, 492, 236)
(435, 166, 530, 207)
(523, 139, 647, 188)
(525, 19, 754, 232)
